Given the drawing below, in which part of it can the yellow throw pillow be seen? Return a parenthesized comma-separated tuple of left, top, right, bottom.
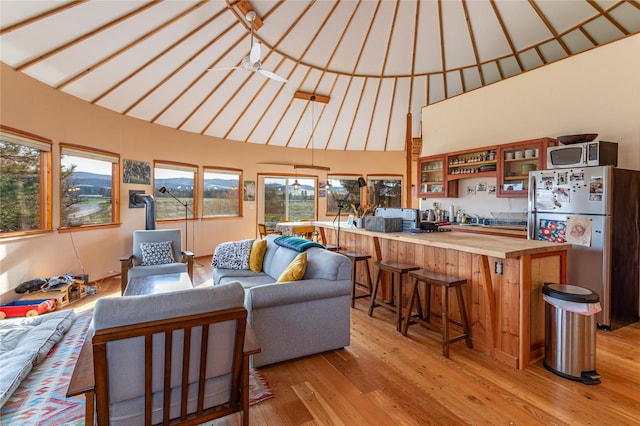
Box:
(276, 252, 307, 283)
(249, 239, 267, 273)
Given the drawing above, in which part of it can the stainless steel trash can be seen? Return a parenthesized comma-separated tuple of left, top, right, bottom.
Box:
(542, 283, 601, 385)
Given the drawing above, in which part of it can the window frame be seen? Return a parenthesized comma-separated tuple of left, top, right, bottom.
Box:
(326, 174, 363, 216)
(154, 161, 198, 222)
(258, 173, 318, 226)
(0, 126, 52, 238)
(367, 174, 403, 208)
(59, 143, 120, 230)
(202, 166, 243, 219)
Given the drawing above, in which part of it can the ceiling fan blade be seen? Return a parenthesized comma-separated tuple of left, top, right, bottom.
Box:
(250, 42, 261, 63)
(208, 66, 241, 71)
(258, 69, 287, 83)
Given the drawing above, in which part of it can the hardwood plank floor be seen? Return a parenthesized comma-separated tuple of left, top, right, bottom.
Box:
(68, 256, 640, 425)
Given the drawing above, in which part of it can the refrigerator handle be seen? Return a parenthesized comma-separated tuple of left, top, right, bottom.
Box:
(527, 174, 536, 240)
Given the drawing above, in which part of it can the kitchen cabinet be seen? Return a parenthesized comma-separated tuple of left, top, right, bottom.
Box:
(496, 138, 557, 198)
(447, 147, 498, 180)
(417, 154, 458, 198)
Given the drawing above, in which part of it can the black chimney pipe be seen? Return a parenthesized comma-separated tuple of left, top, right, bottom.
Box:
(132, 193, 157, 230)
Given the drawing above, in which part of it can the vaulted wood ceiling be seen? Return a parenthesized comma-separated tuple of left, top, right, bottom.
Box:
(1, 0, 638, 152)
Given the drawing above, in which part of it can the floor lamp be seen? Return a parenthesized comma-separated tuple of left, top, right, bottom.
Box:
(159, 186, 191, 252)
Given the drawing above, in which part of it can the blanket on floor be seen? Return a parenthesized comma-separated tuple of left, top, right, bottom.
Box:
(0, 310, 76, 407)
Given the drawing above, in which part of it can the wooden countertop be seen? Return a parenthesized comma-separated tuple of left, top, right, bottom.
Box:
(314, 221, 570, 259)
(445, 223, 527, 238)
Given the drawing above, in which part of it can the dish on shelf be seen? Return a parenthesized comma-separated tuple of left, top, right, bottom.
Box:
(557, 133, 597, 144)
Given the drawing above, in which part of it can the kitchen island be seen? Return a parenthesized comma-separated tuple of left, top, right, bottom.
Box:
(315, 222, 571, 369)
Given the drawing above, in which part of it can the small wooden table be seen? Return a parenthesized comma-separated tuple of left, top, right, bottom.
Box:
(123, 272, 193, 296)
(275, 221, 312, 236)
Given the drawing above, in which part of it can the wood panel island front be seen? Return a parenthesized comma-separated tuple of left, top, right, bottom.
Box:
(314, 222, 571, 370)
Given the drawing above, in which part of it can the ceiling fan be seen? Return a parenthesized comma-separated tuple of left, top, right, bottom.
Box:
(210, 11, 287, 83)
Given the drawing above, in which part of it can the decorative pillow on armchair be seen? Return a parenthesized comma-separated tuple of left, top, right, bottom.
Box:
(211, 239, 254, 270)
(139, 241, 175, 265)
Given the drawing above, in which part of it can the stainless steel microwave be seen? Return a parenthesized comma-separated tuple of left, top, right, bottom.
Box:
(546, 141, 618, 169)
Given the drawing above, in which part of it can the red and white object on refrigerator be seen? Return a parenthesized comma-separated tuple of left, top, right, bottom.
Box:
(527, 165, 640, 329)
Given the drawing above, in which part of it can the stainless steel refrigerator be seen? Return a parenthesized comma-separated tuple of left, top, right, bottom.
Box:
(527, 165, 640, 329)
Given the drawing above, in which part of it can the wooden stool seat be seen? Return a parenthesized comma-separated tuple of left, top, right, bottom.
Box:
(340, 250, 373, 308)
(368, 260, 419, 332)
(402, 269, 472, 358)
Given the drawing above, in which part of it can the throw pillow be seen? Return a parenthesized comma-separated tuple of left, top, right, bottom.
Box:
(211, 239, 254, 270)
(139, 241, 175, 266)
(276, 252, 307, 283)
(249, 239, 267, 273)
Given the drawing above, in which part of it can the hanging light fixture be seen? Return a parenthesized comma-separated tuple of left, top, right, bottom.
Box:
(292, 92, 331, 171)
(292, 168, 301, 190)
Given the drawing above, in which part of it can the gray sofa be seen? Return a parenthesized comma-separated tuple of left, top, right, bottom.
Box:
(213, 235, 353, 367)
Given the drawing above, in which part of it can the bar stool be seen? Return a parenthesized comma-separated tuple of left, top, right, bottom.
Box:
(402, 269, 473, 358)
(317, 227, 338, 251)
(340, 250, 373, 308)
(367, 238, 419, 331)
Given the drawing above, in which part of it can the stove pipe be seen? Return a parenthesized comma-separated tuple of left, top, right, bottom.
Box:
(132, 194, 157, 230)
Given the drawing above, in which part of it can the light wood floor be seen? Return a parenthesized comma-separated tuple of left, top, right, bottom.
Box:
(71, 257, 640, 425)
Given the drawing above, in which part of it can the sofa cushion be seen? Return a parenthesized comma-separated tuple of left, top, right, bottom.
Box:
(276, 252, 307, 283)
(211, 239, 253, 270)
(139, 241, 175, 266)
(249, 239, 267, 273)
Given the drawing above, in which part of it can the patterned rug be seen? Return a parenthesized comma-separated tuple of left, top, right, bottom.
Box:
(1, 309, 274, 425)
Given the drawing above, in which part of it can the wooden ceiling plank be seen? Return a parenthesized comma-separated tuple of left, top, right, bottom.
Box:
(223, 55, 288, 141)
(247, 0, 316, 146)
(587, 0, 630, 35)
(438, 0, 447, 98)
(280, 67, 314, 148)
(58, 1, 209, 90)
(123, 9, 233, 115)
(343, 77, 368, 151)
(383, 78, 398, 152)
(0, 0, 87, 35)
(16, 1, 157, 71)
(176, 31, 248, 130)
(462, 0, 485, 86)
(381, 1, 401, 76)
(151, 18, 238, 123)
(363, 78, 382, 151)
(94, 6, 238, 105)
(488, 0, 524, 74)
(528, 0, 571, 56)
(321, 0, 379, 151)
(408, 0, 420, 113)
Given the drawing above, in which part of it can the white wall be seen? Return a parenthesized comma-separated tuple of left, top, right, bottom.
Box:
(420, 34, 640, 217)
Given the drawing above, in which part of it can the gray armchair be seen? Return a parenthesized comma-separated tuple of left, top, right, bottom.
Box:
(120, 229, 194, 294)
(91, 283, 255, 425)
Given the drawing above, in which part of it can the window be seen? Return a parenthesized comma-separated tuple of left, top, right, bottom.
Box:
(262, 176, 316, 226)
(0, 128, 52, 236)
(367, 175, 402, 208)
(203, 167, 241, 218)
(60, 144, 119, 228)
(326, 175, 362, 215)
(154, 162, 197, 220)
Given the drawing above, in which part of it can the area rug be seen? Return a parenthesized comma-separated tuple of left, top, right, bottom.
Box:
(1, 309, 274, 425)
